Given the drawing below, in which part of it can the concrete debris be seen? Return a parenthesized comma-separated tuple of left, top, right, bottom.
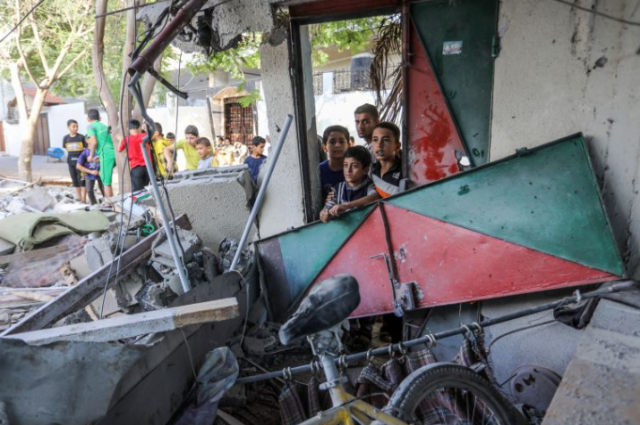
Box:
(21, 186, 56, 212)
(0, 237, 15, 256)
(151, 227, 202, 267)
(136, 281, 179, 311)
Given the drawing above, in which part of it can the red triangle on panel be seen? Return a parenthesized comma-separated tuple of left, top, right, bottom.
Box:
(313, 204, 618, 318)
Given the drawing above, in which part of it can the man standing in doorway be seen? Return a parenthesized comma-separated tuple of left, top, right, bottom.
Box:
(86, 109, 115, 198)
(354, 103, 380, 161)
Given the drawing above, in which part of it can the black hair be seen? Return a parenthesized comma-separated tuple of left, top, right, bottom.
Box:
(373, 122, 401, 143)
(87, 109, 100, 121)
(252, 136, 266, 146)
(195, 137, 211, 147)
(344, 145, 372, 169)
(129, 119, 141, 130)
(67, 119, 78, 126)
(154, 122, 163, 136)
(322, 125, 350, 145)
(166, 132, 176, 139)
(354, 103, 379, 121)
(185, 125, 199, 137)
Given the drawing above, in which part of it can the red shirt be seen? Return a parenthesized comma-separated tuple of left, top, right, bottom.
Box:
(118, 133, 151, 169)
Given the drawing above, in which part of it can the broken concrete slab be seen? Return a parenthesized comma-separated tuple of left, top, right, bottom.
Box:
(151, 227, 201, 267)
(84, 235, 114, 271)
(160, 168, 257, 250)
(20, 186, 56, 212)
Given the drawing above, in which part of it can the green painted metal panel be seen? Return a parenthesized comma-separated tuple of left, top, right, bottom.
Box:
(387, 135, 624, 276)
(410, 0, 498, 165)
(279, 205, 374, 301)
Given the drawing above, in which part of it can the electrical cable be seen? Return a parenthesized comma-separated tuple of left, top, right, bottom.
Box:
(487, 319, 557, 354)
(0, 0, 47, 45)
(551, 0, 640, 27)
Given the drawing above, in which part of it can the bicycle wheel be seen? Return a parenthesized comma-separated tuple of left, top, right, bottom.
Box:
(384, 363, 525, 425)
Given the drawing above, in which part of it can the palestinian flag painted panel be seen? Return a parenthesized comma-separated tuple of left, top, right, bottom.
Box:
(257, 134, 623, 322)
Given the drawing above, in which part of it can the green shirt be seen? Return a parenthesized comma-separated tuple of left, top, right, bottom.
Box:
(86, 120, 115, 159)
(176, 139, 199, 170)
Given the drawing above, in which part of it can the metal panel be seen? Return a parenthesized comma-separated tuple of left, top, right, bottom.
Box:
(389, 135, 624, 275)
(406, 21, 466, 184)
(312, 205, 617, 317)
(410, 0, 498, 165)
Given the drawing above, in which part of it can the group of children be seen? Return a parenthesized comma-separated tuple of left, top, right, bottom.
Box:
(319, 103, 402, 223)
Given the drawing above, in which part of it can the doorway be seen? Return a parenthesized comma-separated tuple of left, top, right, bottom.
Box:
(224, 97, 254, 144)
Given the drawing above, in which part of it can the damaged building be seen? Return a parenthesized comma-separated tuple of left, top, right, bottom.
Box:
(1, 0, 640, 424)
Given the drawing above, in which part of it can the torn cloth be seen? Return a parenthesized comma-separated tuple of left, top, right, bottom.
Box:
(0, 211, 109, 250)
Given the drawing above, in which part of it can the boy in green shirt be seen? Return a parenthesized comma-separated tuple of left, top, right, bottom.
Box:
(86, 109, 116, 197)
(164, 125, 200, 174)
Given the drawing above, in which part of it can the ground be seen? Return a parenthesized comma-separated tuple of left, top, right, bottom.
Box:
(0, 154, 120, 190)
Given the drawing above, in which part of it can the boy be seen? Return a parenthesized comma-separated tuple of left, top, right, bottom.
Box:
(370, 122, 403, 198)
(164, 125, 200, 173)
(76, 148, 104, 205)
(318, 125, 349, 200)
(320, 146, 379, 223)
(63, 119, 87, 202)
(118, 119, 151, 192)
(195, 137, 219, 169)
(86, 109, 115, 197)
(151, 123, 172, 178)
(244, 136, 267, 183)
(354, 103, 380, 160)
(216, 136, 235, 166)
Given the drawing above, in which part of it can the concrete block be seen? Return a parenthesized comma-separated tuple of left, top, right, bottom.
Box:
(544, 301, 640, 425)
(0, 236, 15, 256)
(151, 227, 201, 267)
(160, 169, 257, 250)
(5, 198, 27, 215)
(84, 236, 114, 271)
(20, 186, 56, 212)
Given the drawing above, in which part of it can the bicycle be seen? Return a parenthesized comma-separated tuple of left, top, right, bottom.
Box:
(277, 274, 525, 425)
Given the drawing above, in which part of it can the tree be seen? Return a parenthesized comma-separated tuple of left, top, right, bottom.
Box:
(0, 0, 93, 182)
(186, 16, 386, 106)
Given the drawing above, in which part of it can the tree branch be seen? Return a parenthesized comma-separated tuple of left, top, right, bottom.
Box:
(55, 49, 88, 82)
(14, 0, 40, 88)
(28, 16, 49, 73)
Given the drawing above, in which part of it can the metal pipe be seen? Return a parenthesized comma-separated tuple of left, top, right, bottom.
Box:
(229, 114, 294, 272)
(130, 84, 191, 293)
(236, 280, 637, 384)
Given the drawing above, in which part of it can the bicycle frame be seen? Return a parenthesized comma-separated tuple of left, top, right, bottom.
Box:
(298, 354, 408, 425)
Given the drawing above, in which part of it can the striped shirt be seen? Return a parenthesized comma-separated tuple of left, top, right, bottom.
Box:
(325, 178, 377, 209)
(371, 156, 402, 198)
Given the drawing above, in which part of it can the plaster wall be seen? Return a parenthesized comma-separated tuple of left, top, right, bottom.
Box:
(491, 0, 640, 277)
(257, 28, 307, 237)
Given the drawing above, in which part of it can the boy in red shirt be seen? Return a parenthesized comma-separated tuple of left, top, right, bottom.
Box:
(118, 119, 151, 192)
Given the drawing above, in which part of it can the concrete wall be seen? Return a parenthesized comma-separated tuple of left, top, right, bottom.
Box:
(258, 28, 307, 236)
(2, 102, 87, 157)
(491, 0, 640, 278)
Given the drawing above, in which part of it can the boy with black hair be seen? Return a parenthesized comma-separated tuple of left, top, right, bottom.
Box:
(86, 109, 115, 197)
(354, 103, 380, 160)
(320, 145, 379, 223)
(166, 132, 176, 142)
(164, 125, 200, 173)
(244, 136, 267, 183)
(195, 137, 219, 169)
(118, 119, 151, 192)
(63, 119, 87, 202)
(371, 122, 403, 198)
(318, 125, 349, 200)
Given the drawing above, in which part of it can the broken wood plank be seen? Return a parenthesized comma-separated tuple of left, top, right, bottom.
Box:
(0, 244, 71, 265)
(3, 298, 238, 345)
(0, 214, 192, 336)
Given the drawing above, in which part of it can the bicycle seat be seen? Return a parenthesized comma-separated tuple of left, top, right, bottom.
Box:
(279, 274, 360, 345)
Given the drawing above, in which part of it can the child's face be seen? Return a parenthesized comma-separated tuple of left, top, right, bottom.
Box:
(167, 137, 175, 144)
(344, 157, 368, 186)
(68, 123, 78, 135)
(323, 131, 348, 160)
(253, 143, 266, 156)
(196, 144, 211, 159)
(354, 113, 379, 141)
(371, 128, 400, 161)
(186, 134, 198, 146)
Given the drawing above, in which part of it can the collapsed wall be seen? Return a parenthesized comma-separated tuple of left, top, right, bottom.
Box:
(159, 166, 257, 250)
